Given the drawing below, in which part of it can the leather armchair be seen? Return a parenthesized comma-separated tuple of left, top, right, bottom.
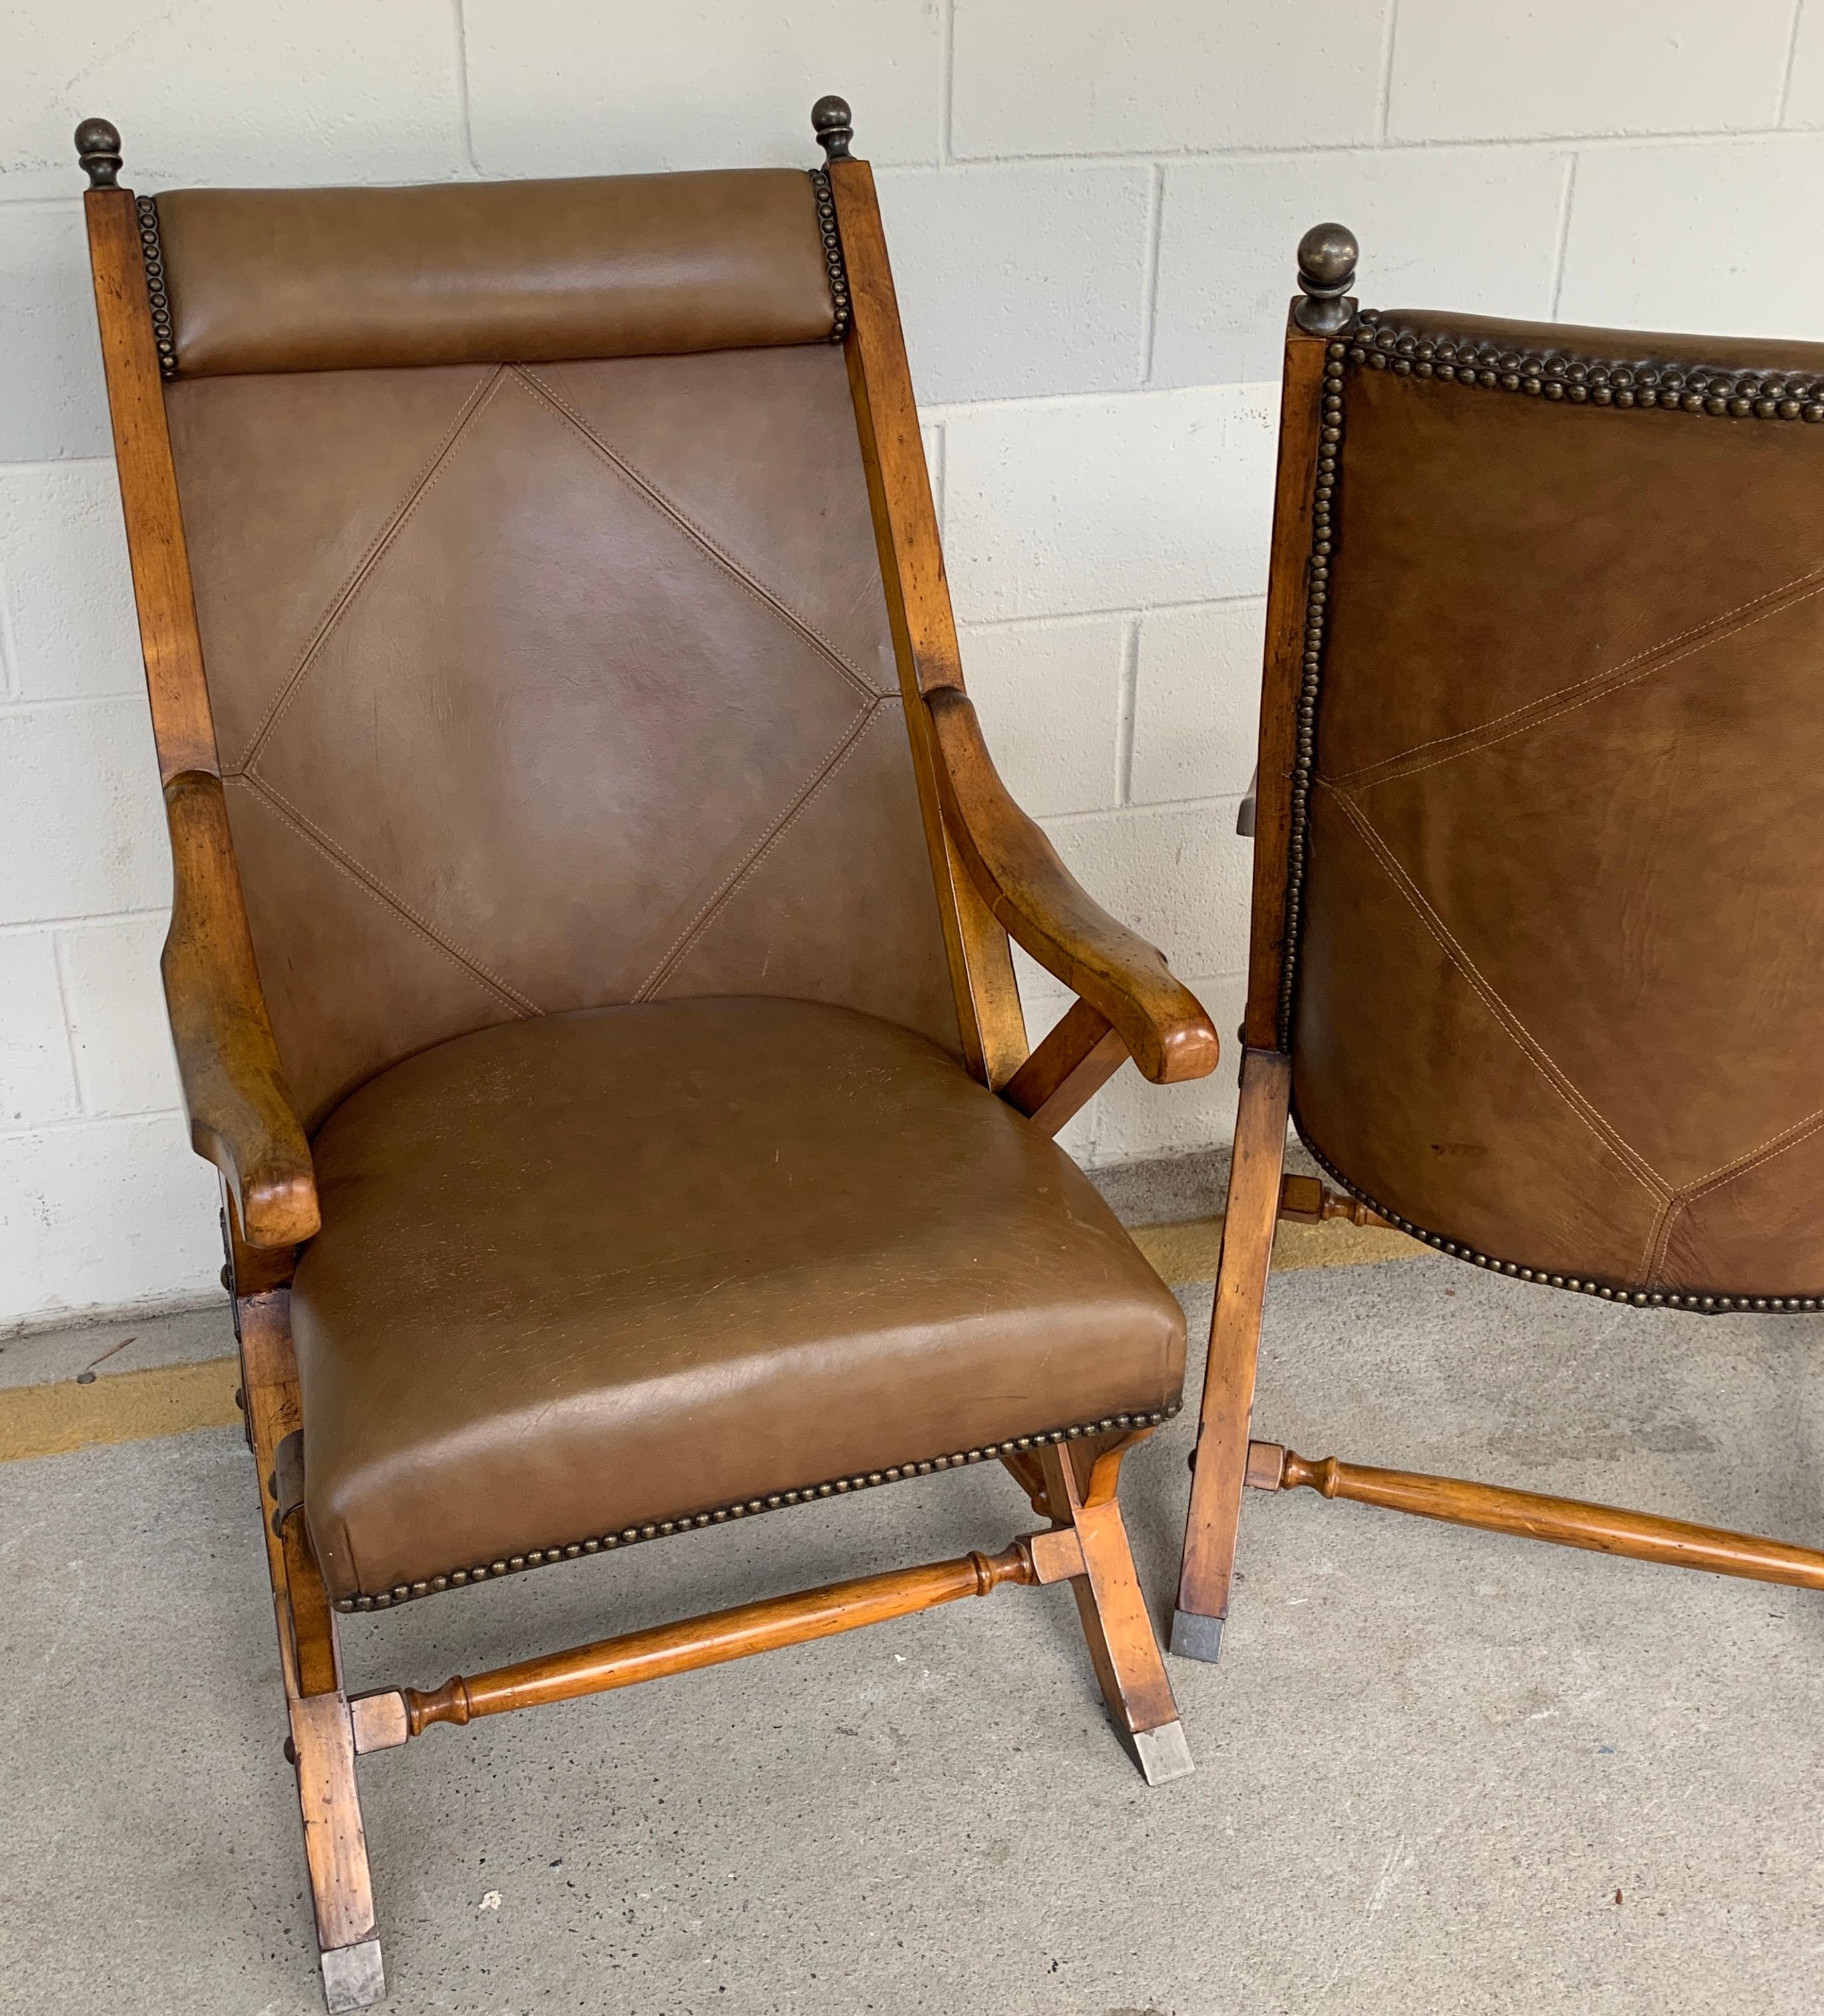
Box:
(78, 102, 1216, 2012)
(1172, 222, 1824, 1695)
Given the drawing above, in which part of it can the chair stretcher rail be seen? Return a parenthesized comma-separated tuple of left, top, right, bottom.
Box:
(1246, 1442, 1824, 1591)
(351, 1539, 1045, 1751)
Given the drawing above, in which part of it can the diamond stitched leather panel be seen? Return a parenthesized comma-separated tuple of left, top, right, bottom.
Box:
(166, 343, 960, 1128)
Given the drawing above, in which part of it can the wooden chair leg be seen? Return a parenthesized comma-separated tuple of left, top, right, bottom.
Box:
(1172, 1046, 1291, 1662)
(999, 1448, 1051, 1517)
(238, 1283, 385, 2011)
(1037, 1436, 1192, 1785)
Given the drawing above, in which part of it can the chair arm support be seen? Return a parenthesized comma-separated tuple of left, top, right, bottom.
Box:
(923, 688, 1218, 1084)
(162, 770, 319, 1247)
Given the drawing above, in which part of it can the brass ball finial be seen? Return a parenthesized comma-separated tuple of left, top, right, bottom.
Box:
(1294, 222, 1359, 335)
(75, 118, 123, 190)
(812, 95, 854, 160)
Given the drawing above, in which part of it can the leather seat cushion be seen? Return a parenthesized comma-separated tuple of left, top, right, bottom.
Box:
(291, 998, 1185, 1603)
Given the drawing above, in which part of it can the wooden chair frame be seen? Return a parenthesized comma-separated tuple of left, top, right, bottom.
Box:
(78, 104, 1214, 2010)
(1171, 224, 1824, 1669)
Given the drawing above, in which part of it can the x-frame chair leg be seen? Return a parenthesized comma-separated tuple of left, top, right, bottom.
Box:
(1017, 1434, 1193, 1784)
(1173, 1046, 1291, 1662)
(238, 1283, 384, 2011)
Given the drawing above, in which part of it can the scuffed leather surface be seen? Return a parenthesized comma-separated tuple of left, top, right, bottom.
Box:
(157, 170, 835, 377)
(291, 998, 1186, 1602)
(1294, 311, 1824, 1299)
(166, 343, 959, 1127)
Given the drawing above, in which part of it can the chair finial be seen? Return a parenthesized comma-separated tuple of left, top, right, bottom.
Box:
(75, 118, 123, 190)
(811, 95, 853, 160)
(1294, 222, 1358, 336)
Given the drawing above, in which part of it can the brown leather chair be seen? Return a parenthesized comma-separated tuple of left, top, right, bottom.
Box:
(1173, 224, 1824, 1669)
(74, 103, 1218, 2011)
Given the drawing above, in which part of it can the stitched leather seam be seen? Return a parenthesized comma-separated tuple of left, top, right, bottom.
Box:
(1682, 1100, 1824, 1205)
(512, 365, 881, 702)
(634, 696, 893, 1000)
(232, 772, 538, 1016)
(1644, 1100, 1824, 1286)
(238, 369, 504, 773)
(1344, 564, 1824, 795)
(1328, 785, 1670, 1201)
(1331, 561, 1824, 787)
(1640, 1195, 1684, 1291)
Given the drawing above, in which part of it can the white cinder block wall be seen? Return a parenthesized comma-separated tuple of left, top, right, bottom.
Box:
(3, 0, 1821, 1327)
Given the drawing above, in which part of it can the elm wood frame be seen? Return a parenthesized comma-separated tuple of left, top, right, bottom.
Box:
(83, 107, 1208, 2013)
(1170, 226, 1824, 1667)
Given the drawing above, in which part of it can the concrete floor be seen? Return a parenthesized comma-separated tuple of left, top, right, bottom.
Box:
(6, 1253, 1824, 2014)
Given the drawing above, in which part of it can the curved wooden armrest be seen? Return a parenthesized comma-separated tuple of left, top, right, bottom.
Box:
(923, 688, 1218, 1084)
(162, 771, 319, 1247)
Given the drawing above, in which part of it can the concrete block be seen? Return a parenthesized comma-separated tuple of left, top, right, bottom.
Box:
(59, 916, 181, 1118)
(944, 385, 1276, 624)
(1387, 0, 1791, 140)
(1558, 136, 1824, 339)
(1152, 148, 1566, 390)
(0, 700, 168, 926)
(962, 615, 1125, 818)
(464, 1, 943, 174)
(878, 164, 1151, 404)
(0, 1113, 220, 1327)
(0, 461, 140, 701)
(1787, 3, 1824, 126)
(1088, 971, 1248, 1165)
(952, 0, 1386, 158)
(0, 934, 80, 1131)
(0, 203, 112, 464)
(1129, 600, 1266, 808)
(1041, 801, 1252, 982)
(2, 1, 467, 199)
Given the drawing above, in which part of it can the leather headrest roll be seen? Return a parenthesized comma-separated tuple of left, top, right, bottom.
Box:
(154, 168, 838, 377)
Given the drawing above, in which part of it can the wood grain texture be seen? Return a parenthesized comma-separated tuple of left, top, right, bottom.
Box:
(397, 1545, 1039, 1734)
(1242, 320, 1328, 1051)
(829, 154, 1025, 1088)
(83, 188, 219, 781)
(164, 773, 317, 1247)
(288, 1693, 378, 1955)
(240, 1287, 378, 1971)
(1276, 1448, 1824, 1591)
(238, 1289, 304, 1592)
(1278, 1173, 1396, 1229)
(1039, 1439, 1181, 1738)
(924, 687, 1218, 1085)
(999, 998, 1128, 1135)
(1176, 1048, 1291, 1625)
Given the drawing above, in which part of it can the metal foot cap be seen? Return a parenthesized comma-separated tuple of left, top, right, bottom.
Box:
(1127, 1718, 1195, 1786)
(321, 1937, 385, 2011)
(1169, 1607, 1224, 1663)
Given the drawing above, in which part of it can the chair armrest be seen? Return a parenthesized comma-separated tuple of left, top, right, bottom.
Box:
(162, 771, 319, 1247)
(923, 688, 1218, 1084)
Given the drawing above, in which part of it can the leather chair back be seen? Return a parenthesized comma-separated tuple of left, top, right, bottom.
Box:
(152, 170, 960, 1127)
(1290, 308, 1824, 1307)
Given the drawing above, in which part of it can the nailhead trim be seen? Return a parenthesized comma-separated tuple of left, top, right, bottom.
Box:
(1298, 1121, 1821, 1317)
(809, 170, 851, 343)
(134, 196, 176, 379)
(1350, 309, 1824, 417)
(1275, 339, 1347, 1049)
(333, 1401, 1183, 1612)
(1275, 309, 1824, 1312)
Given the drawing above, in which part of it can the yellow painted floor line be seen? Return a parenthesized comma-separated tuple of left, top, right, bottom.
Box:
(0, 1356, 242, 1463)
(0, 1215, 1421, 1465)
(1129, 1210, 1421, 1286)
